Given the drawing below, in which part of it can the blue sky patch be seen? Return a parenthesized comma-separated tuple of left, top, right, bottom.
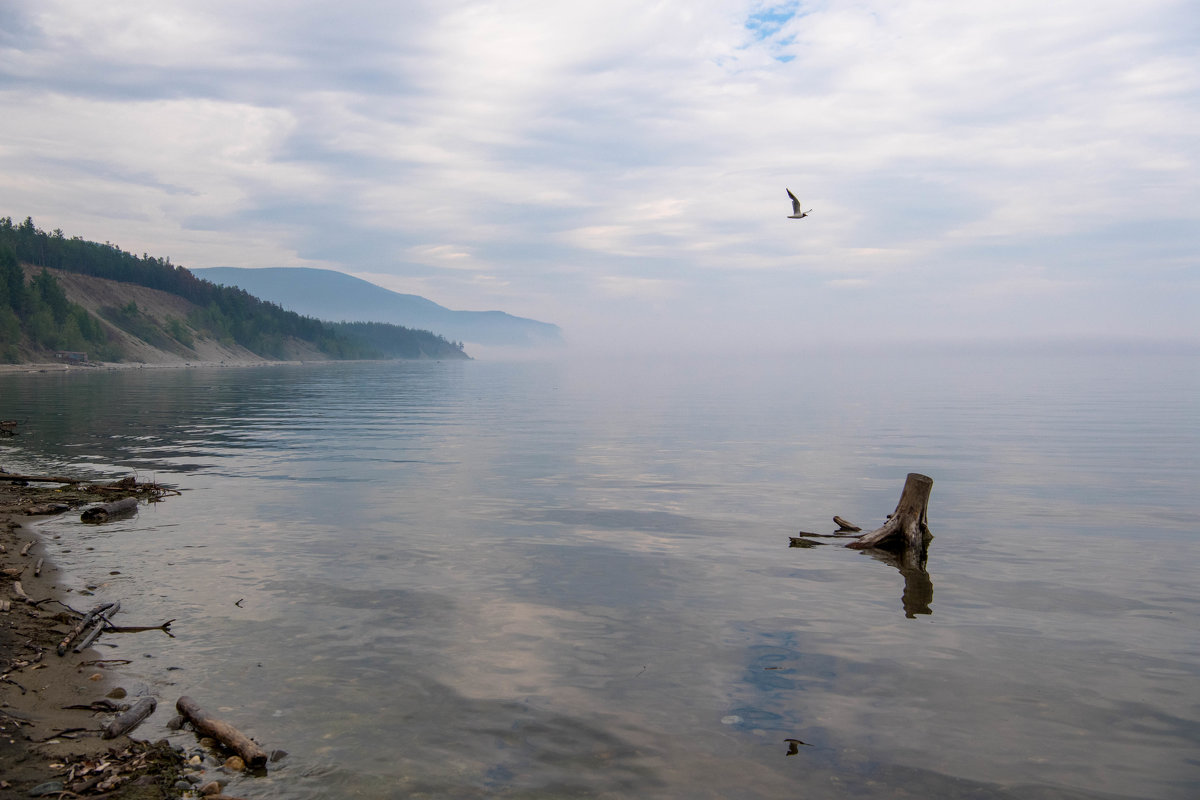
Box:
(745, 2, 801, 41)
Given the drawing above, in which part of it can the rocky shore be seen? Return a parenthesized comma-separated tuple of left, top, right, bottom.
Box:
(0, 478, 248, 799)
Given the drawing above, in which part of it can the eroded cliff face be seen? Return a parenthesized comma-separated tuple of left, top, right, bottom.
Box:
(18, 266, 329, 365)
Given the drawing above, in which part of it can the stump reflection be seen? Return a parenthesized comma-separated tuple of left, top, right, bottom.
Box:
(867, 543, 934, 618)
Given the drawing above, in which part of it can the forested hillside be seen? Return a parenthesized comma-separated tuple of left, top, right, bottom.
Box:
(0, 217, 468, 363)
(0, 245, 119, 362)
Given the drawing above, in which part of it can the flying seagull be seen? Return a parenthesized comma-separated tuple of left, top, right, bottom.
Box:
(786, 189, 810, 219)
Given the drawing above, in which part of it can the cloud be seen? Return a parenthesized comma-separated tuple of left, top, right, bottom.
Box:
(594, 275, 681, 301)
(826, 278, 871, 290)
(0, 0, 1195, 349)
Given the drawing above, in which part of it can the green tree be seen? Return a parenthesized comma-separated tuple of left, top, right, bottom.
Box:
(32, 268, 71, 323)
(0, 306, 21, 345)
(0, 246, 25, 313)
(165, 316, 194, 347)
(27, 306, 57, 348)
(58, 313, 85, 352)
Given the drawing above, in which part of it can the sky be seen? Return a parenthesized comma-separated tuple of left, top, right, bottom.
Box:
(1, 0, 1197, 353)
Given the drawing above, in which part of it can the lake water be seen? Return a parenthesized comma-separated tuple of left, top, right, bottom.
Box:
(2, 352, 1198, 799)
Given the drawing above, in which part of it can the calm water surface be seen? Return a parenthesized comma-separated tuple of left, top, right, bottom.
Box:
(2, 353, 1197, 799)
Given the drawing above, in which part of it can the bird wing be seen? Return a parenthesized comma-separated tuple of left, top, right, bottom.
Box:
(786, 188, 801, 214)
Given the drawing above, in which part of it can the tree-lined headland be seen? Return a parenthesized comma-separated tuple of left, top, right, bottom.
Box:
(0, 216, 469, 365)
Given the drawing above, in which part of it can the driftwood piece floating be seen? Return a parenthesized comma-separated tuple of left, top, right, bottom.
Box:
(102, 696, 157, 739)
(788, 536, 824, 548)
(106, 619, 176, 636)
(81, 497, 139, 523)
(833, 516, 861, 532)
(75, 601, 121, 652)
(58, 602, 118, 656)
(176, 696, 269, 768)
(846, 473, 933, 551)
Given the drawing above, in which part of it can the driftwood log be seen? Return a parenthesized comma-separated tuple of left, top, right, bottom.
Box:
(846, 473, 933, 550)
(102, 696, 157, 739)
(75, 601, 121, 652)
(81, 497, 139, 523)
(12, 581, 31, 604)
(176, 696, 269, 768)
(58, 602, 119, 655)
(0, 471, 84, 484)
(24, 503, 70, 516)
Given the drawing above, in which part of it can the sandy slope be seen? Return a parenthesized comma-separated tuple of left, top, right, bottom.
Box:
(25, 266, 331, 365)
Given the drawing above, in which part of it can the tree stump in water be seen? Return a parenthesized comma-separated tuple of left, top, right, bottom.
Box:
(846, 473, 933, 551)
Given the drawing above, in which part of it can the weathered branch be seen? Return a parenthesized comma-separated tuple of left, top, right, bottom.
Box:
(75, 601, 122, 653)
(58, 602, 118, 656)
(176, 696, 269, 768)
(106, 619, 176, 637)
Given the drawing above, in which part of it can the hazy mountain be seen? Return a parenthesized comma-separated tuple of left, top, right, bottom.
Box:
(192, 267, 563, 347)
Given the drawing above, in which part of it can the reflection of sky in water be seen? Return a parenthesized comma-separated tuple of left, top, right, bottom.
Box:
(6, 354, 1199, 799)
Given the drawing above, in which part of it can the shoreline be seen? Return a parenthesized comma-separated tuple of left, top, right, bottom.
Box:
(0, 481, 202, 797)
(0, 355, 457, 377)
(0, 358, 329, 375)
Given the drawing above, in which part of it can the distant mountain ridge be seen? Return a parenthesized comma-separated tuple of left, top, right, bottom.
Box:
(192, 267, 563, 348)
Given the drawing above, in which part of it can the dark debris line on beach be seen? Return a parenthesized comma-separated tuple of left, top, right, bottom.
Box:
(0, 471, 180, 517)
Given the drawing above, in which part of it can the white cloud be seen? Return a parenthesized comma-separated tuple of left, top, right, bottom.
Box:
(594, 275, 681, 300)
(826, 278, 871, 290)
